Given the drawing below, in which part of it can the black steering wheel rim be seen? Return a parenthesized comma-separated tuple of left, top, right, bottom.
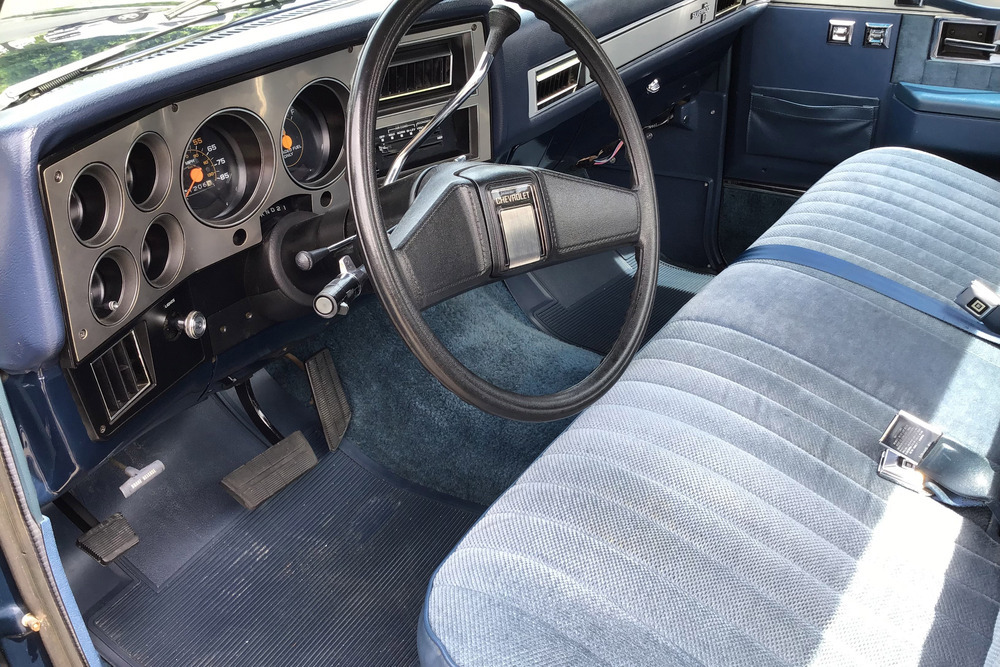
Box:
(345, 0, 659, 422)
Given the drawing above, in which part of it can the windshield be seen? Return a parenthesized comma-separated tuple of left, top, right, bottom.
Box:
(0, 1, 292, 96)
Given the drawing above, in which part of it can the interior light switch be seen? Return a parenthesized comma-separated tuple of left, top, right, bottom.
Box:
(864, 23, 892, 48)
(828, 19, 855, 45)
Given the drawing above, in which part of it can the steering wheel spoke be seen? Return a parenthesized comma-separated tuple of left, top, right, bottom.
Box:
(390, 164, 494, 311)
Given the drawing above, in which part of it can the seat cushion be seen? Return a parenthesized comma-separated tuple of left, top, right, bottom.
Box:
(421, 262, 1000, 667)
(752, 146, 1000, 304)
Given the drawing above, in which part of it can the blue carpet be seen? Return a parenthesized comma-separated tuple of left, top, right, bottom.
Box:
(269, 282, 600, 505)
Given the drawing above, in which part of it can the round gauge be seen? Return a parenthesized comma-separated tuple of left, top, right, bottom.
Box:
(281, 80, 348, 187)
(181, 110, 274, 226)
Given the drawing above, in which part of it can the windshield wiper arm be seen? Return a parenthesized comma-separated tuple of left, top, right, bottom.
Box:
(0, 0, 277, 111)
(165, 0, 217, 20)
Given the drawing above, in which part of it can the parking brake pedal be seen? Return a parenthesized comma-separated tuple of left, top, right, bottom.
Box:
(305, 350, 352, 451)
(222, 431, 318, 510)
(77, 513, 139, 565)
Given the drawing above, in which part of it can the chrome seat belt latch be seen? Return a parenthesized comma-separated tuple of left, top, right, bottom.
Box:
(877, 410, 942, 493)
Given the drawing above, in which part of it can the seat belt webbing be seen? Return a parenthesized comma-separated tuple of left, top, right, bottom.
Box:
(737, 244, 1000, 346)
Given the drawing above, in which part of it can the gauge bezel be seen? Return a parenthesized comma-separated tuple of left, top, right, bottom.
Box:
(68, 163, 124, 248)
(181, 108, 275, 228)
(141, 214, 185, 289)
(281, 79, 350, 189)
(125, 132, 171, 212)
(89, 246, 139, 326)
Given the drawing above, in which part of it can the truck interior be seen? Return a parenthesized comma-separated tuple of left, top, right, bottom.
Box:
(2, 0, 1000, 664)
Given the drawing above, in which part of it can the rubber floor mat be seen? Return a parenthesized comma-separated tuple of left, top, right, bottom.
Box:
(88, 443, 481, 667)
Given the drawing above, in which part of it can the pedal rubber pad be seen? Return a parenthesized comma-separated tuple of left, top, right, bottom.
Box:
(77, 513, 139, 565)
(305, 349, 352, 451)
(222, 431, 318, 510)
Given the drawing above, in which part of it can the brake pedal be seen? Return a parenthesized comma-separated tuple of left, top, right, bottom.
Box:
(77, 513, 139, 565)
(305, 349, 352, 451)
(222, 431, 318, 510)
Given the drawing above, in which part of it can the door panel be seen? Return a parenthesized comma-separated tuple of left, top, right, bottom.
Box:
(726, 6, 902, 189)
(728, 5, 1000, 189)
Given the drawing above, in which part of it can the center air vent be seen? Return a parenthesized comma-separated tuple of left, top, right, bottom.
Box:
(380, 43, 454, 102)
(90, 329, 153, 423)
(535, 57, 581, 111)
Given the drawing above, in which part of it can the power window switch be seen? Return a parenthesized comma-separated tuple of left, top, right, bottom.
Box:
(828, 19, 855, 45)
(864, 23, 892, 48)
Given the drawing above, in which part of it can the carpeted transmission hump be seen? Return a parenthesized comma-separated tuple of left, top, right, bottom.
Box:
(89, 443, 480, 667)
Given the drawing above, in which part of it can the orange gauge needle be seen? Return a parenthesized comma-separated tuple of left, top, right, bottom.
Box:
(185, 166, 204, 197)
(281, 133, 293, 150)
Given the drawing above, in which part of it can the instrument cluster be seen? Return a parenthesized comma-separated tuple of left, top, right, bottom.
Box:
(41, 20, 490, 365)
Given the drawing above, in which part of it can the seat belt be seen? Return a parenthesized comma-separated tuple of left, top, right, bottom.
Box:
(737, 244, 1000, 346)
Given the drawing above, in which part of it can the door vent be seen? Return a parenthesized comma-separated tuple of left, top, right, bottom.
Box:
(90, 329, 152, 423)
(934, 20, 999, 62)
(716, 0, 741, 16)
(380, 43, 454, 102)
(535, 57, 581, 111)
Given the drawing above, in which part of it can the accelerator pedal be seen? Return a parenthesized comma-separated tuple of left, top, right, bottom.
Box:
(222, 431, 318, 510)
(305, 349, 352, 451)
(77, 513, 139, 565)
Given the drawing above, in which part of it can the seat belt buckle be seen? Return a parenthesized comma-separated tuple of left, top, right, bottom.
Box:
(877, 449, 930, 495)
(877, 410, 941, 493)
(956, 280, 1000, 320)
(879, 410, 942, 465)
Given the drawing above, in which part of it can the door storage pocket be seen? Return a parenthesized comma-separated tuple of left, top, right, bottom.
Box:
(747, 87, 879, 165)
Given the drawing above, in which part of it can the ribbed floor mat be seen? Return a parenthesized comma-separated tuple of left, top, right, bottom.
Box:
(88, 443, 480, 667)
(529, 256, 712, 354)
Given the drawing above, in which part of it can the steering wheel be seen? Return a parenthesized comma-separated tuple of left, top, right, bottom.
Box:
(345, 0, 659, 422)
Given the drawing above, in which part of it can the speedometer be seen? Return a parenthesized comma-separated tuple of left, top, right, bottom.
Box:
(181, 110, 274, 226)
(182, 125, 243, 221)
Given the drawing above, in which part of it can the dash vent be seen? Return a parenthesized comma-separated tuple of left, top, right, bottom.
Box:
(716, 0, 741, 16)
(90, 329, 152, 423)
(535, 57, 581, 111)
(380, 44, 454, 102)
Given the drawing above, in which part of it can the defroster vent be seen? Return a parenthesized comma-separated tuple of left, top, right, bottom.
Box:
(91, 329, 153, 423)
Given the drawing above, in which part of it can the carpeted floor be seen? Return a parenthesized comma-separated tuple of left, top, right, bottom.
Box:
(269, 282, 600, 505)
(718, 184, 799, 263)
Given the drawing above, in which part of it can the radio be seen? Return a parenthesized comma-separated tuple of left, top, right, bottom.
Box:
(374, 108, 472, 176)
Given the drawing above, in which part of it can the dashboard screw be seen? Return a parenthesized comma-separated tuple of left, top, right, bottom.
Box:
(99, 425, 106, 435)
(54, 171, 63, 183)
(220, 325, 228, 334)
(245, 312, 253, 320)
(472, 24, 477, 31)
(79, 329, 87, 340)
(171, 104, 179, 112)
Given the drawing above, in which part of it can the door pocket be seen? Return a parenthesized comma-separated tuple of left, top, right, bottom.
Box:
(747, 87, 879, 165)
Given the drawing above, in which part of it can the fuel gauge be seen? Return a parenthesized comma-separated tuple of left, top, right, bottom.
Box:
(282, 80, 347, 187)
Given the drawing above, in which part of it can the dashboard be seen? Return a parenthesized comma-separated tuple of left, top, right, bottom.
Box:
(39, 20, 490, 437)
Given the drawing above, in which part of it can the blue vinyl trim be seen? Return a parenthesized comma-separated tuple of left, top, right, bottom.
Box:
(895, 82, 1000, 121)
(738, 244, 1000, 346)
(0, 382, 102, 665)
